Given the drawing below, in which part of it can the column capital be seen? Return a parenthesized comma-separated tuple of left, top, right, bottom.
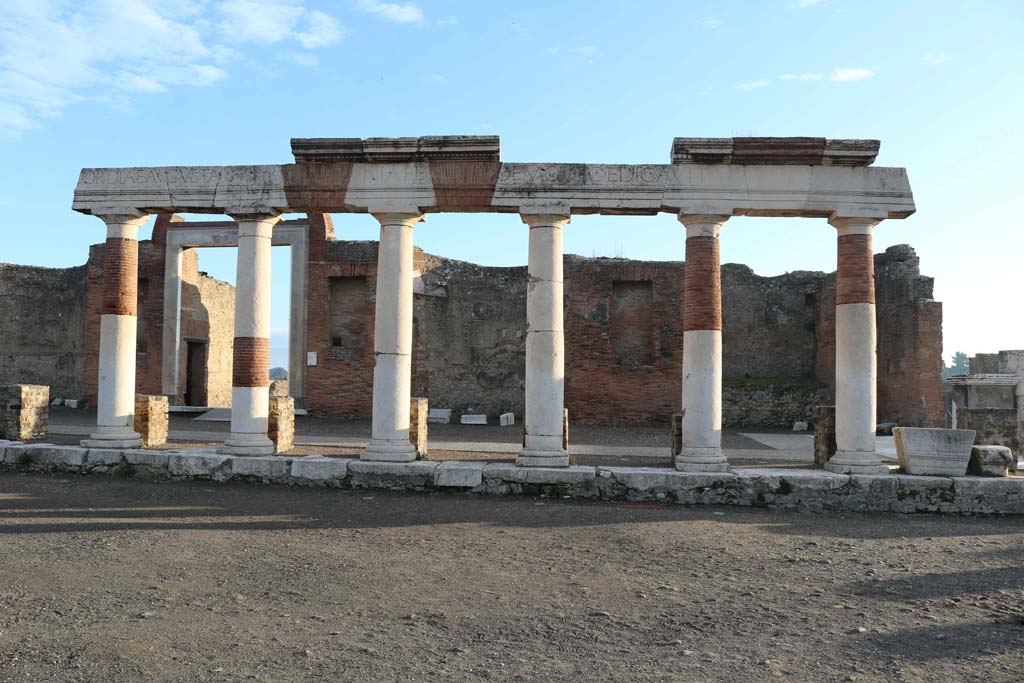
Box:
(227, 210, 282, 223)
(678, 213, 729, 239)
(231, 213, 283, 238)
(96, 213, 150, 240)
(372, 212, 425, 228)
(520, 212, 570, 229)
(829, 215, 882, 235)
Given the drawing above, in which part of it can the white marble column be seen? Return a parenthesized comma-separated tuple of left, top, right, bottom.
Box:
(220, 213, 281, 456)
(676, 214, 729, 472)
(827, 216, 889, 474)
(518, 212, 570, 467)
(362, 212, 424, 462)
(83, 213, 151, 448)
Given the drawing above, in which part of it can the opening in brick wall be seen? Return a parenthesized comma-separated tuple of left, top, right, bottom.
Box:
(610, 280, 654, 366)
(328, 276, 369, 359)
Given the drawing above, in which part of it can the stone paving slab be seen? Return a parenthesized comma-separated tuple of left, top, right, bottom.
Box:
(2, 441, 1022, 514)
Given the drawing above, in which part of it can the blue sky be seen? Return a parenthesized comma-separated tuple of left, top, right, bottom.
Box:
(2, 0, 1022, 370)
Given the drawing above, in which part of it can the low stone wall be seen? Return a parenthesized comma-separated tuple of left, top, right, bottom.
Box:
(723, 383, 831, 428)
(2, 442, 1021, 515)
(0, 384, 49, 440)
(958, 407, 1021, 455)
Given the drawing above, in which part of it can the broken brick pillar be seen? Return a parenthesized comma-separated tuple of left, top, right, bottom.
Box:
(410, 397, 428, 457)
(268, 395, 295, 454)
(134, 394, 168, 448)
(0, 384, 49, 440)
(813, 406, 837, 467)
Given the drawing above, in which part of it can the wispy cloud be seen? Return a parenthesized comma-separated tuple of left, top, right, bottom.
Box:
(0, 0, 343, 138)
(829, 67, 875, 82)
(779, 72, 823, 81)
(790, 0, 826, 7)
(353, 0, 425, 25)
(922, 52, 950, 65)
(736, 79, 772, 90)
(421, 73, 447, 84)
(701, 17, 722, 29)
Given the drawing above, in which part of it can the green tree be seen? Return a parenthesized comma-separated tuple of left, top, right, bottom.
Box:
(942, 351, 970, 379)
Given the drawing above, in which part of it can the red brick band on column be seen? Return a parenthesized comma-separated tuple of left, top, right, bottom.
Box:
(683, 236, 722, 331)
(102, 238, 138, 316)
(837, 234, 875, 305)
(233, 337, 271, 387)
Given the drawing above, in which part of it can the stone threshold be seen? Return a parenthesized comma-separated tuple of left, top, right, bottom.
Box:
(1, 441, 1021, 515)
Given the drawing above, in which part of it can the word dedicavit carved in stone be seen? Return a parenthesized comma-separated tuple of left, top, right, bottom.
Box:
(72, 135, 915, 473)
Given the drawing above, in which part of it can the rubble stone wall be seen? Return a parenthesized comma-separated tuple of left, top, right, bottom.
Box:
(0, 264, 87, 399)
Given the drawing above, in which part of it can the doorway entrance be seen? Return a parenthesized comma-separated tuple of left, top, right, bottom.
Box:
(184, 340, 208, 407)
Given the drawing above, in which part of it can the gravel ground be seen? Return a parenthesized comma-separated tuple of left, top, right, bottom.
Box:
(1, 472, 1022, 682)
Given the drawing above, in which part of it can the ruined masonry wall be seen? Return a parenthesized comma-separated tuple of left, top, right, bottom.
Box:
(0, 264, 87, 399)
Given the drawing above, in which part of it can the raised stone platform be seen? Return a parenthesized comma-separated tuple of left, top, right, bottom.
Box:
(2, 441, 1021, 515)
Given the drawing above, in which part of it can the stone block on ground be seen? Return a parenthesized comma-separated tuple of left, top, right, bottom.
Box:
(134, 394, 168, 448)
(268, 396, 295, 453)
(168, 451, 233, 480)
(348, 460, 439, 490)
(499, 412, 515, 426)
(792, 421, 809, 431)
(290, 456, 351, 485)
(427, 408, 451, 424)
(968, 445, 1013, 477)
(894, 427, 976, 476)
(0, 384, 49, 441)
(65, 399, 79, 409)
(410, 397, 428, 456)
(434, 461, 485, 488)
(813, 406, 836, 467)
(231, 456, 292, 482)
(460, 414, 487, 425)
(671, 413, 682, 457)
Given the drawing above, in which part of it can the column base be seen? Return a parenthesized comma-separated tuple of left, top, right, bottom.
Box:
(675, 446, 728, 472)
(516, 450, 570, 468)
(219, 433, 275, 457)
(825, 451, 891, 475)
(82, 426, 143, 449)
(362, 440, 418, 462)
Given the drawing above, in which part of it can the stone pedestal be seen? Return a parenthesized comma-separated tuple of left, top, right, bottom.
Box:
(268, 395, 295, 453)
(410, 397, 428, 457)
(0, 384, 49, 440)
(968, 445, 1013, 477)
(813, 406, 837, 467)
(134, 394, 168, 448)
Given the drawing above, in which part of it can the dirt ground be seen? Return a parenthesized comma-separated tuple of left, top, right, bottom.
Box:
(1, 472, 1022, 683)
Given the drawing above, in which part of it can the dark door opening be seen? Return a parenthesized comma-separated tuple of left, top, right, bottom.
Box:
(184, 340, 208, 407)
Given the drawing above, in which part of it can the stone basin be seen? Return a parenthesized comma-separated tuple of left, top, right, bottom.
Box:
(893, 427, 976, 476)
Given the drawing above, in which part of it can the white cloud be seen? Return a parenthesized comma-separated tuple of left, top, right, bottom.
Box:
(829, 67, 875, 82)
(791, 0, 826, 7)
(0, 1, 342, 137)
(701, 17, 722, 29)
(780, 72, 823, 81)
(421, 73, 447, 84)
(736, 79, 772, 90)
(922, 52, 950, 65)
(353, 0, 425, 24)
(437, 16, 459, 26)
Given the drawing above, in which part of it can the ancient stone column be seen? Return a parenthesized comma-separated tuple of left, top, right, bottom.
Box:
(826, 216, 889, 474)
(82, 213, 150, 448)
(676, 214, 729, 472)
(518, 212, 570, 467)
(362, 212, 423, 462)
(220, 213, 281, 456)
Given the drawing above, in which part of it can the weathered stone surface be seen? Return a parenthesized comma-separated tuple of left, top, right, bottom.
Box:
(894, 427, 975, 476)
(291, 136, 501, 163)
(434, 461, 485, 488)
(122, 449, 170, 469)
(427, 409, 451, 424)
(268, 395, 295, 453)
(813, 406, 837, 467)
(460, 414, 487, 425)
(290, 456, 351, 485)
(167, 451, 232, 480)
(968, 445, 1013, 477)
(134, 394, 168, 448)
(348, 460, 438, 489)
(499, 412, 515, 426)
(958, 408, 1021, 456)
(953, 477, 1024, 514)
(670, 137, 880, 166)
(0, 384, 49, 441)
(410, 397, 428, 456)
(84, 448, 125, 468)
(231, 456, 292, 481)
(18, 444, 86, 469)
